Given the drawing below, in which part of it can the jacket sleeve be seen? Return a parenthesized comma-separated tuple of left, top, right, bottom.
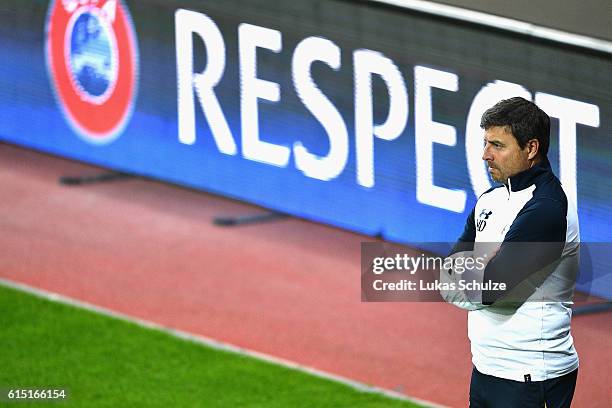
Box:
(449, 206, 476, 255)
(481, 198, 567, 304)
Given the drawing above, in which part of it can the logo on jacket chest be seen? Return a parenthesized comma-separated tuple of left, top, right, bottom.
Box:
(476, 209, 493, 232)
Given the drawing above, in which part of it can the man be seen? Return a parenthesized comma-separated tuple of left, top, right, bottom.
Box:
(442, 97, 580, 407)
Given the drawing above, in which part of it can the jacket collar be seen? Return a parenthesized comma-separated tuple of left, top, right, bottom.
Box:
(506, 157, 553, 192)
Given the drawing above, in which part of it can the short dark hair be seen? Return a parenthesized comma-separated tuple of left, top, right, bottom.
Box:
(480, 97, 551, 157)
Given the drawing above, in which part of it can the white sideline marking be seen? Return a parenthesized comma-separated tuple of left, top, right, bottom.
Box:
(0, 278, 446, 408)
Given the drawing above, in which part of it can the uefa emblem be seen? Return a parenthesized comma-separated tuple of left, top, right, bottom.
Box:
(46, 0, 138, 144)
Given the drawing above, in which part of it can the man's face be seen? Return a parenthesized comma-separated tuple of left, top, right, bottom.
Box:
(482, 126, 531, 183)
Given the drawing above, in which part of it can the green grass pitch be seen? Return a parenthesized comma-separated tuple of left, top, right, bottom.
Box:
(0, 284, 423, 407)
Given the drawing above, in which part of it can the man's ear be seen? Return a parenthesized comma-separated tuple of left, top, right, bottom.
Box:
(526, 139, 540, 160)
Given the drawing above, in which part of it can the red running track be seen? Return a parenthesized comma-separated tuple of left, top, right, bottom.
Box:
(1, 143, 610, 407)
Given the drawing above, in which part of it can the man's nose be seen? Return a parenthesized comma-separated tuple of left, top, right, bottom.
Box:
(482, 146, 493, 162)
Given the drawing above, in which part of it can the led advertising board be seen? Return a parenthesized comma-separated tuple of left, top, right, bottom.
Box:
(1, 0, 610, 297)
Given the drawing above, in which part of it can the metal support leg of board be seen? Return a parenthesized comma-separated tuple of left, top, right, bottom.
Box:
(573, 301, 612, 316)
(213, 211, 288, 227)
(59, 172, 135, 186)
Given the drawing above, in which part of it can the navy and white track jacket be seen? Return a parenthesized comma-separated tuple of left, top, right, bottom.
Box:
(451, 158, 579, 382)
